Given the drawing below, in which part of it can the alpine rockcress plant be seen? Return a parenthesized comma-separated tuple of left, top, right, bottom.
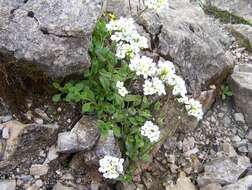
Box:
(52, 0, 203, 181)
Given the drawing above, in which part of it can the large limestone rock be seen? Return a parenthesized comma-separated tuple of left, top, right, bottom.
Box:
(205, 0, 252, 21)
(222, 175, 252, 190)
(0, 0, 105, 77)
(197, 156, 251, 187)
(229, 64, 252, 127)
(57, 116, 100, 153)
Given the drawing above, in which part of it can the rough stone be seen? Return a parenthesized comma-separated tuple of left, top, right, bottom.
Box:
(234, 112, 246, 123)
(229, 24, 252, 49)
(222, 175, 252, 190)
(1, 120, 27, 160)
(30, 164, 49, 176)
(52, 182, 74, 190)
(43, 145, 58, 164)
(0, 0, 105, 77)
(95, 130, 121, 159)
(197, 156, 251, 187)
(246, 129, 252, 142)
(229, 64, 252, 127)
(205, 0, 252, 21)
(57, 116, 99, 153)
(200, 183, 222, 190)
(0, 180, 16, 190)
(0, 122, 58, 174)
(166, 173, 197, 190)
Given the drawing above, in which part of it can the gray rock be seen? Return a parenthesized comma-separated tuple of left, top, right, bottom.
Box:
(229, 64, 252, 127)
(0, 180, 16, 190)
(234, 113, 246, 124)
(197, 156, 251, 187)
(246, 130, 252, 142)
(229, 24, 252, 49)
(222, 175, 252, 190)
(205, 0, 252, 21)
(166, 172, 197, 190)
(57, 116, 99, 153)
(53, 182, 74, 190)
(30, 164, 49, 176)
(222, 143, 237, 157)
(43, 145, 58, 164)
(0, 0, 105, 77)
(95, 130, 121, 159)
(200, 183, 222, 190)
(81, 130, 121, 166)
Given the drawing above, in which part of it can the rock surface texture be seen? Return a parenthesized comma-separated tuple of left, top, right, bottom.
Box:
(229, 64, 252, 127)
(57, 116, 99, 153)
(0, 0, 105, 77)
(205, 0, 252, 21)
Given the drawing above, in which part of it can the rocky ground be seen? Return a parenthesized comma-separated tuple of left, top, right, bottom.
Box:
(0, 0, 252, 190)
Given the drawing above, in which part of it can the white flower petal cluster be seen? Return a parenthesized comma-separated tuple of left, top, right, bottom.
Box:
(130, 55, 157, 79)
(98, 155, 124, 179)
(185, 99, 204, 120)
(143, 77, 166, 96)
(116, 81, 129, 97)
(140, 121, 160, 143)
(106, 17, 148, 59)
(144, 0, 168, 12)
(169, 75, 187, 97)
(157, 60, 176, 83)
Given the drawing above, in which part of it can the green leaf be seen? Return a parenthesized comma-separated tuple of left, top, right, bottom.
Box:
(52, 82, 61, 90)
(112, 127, 121, 138)
(99, 75, 110, 91)
(97, 120, 112, 137)
(154, 101, 161, 111)
(226, 91, 233, 96)
(142, 154, 150, 162)
(125, 95, 141, 103)
(82, 103, 93, 113)
(52, 94, 61, 103)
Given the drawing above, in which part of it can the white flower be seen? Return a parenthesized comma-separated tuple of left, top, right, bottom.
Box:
(140, 121, 160, 143)
(106, 17, 148, 59)
(116, 42, 140, 59)
(184, 99, 204, 120)
(144, 0, 169, 12)
(116, 81, 129, 97)
(106, 17, 135, 34)
(98, 155, 124, 179)
(170, 75, 187, 97)
(129, 55, 157, 79)
(158, 60, 176, 83)
(143, 77, 166, 96)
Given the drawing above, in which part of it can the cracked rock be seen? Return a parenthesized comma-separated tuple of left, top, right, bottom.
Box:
(229, 64, 252, 127)
(57, 116, 99, 153)
(197, 156, 251, 187)
(0, 0, 105, 77)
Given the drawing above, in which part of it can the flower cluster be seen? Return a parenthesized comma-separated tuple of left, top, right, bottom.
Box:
(106, 17, 148, 59)
(144, 0, 169, 12)
(98, 155, 124, 179)
(143, 77, 166, 96)
(140, 121, 160, 143)
(130, 55, 157, 79)
(178, 97, 203, 120)
(116, 81, 129, 97)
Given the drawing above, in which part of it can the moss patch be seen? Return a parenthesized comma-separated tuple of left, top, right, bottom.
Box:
(203, 5, 252, 27)
(229, 28, 252, 52)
